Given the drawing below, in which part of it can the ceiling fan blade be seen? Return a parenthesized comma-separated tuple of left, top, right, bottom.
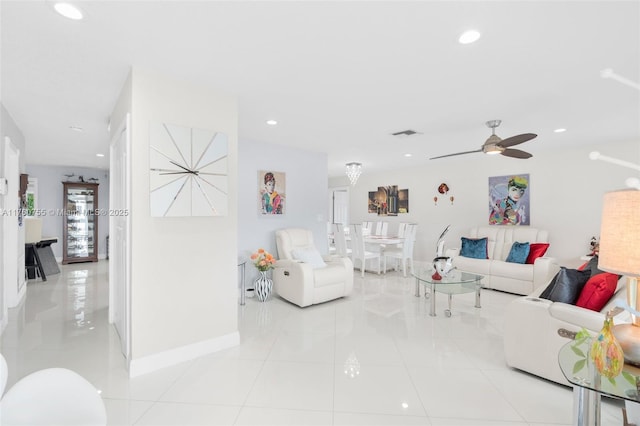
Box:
(501, 148, 532, 159)
(430, 149, 482, 160)
(498, 133, 537, 148)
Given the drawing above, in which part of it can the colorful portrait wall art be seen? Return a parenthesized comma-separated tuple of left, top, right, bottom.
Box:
(258, 170, 286, 215)
(488, 174, 530, 225)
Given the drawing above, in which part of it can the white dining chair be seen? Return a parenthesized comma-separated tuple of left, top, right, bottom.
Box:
(375, 221, 388, 236)
(397, 222, 408, 238)
(332, 223, 352, 258)
(383, 223, 417, 277)
(350, 224, 381, 278)
(362, 221, 373, 236)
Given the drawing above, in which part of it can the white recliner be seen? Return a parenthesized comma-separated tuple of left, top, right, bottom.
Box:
(273, 228, 354, 307)
(0, 354, 107, 425)
(503, 274, 628, 386)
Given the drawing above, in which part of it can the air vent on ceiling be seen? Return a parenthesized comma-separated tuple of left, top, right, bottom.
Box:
(391, 129, 420, 136)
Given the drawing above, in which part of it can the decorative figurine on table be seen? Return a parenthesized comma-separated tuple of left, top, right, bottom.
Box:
(590, 309, 624, 379)
(432, 225, 453, 280)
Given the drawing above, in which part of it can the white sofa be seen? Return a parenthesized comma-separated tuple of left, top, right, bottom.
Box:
(503, 273, 628, 386)
(273, 228, 354, 307)
(446, 226, 556, 295)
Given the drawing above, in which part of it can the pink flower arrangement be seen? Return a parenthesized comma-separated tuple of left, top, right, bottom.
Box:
(251, 248, 276, 272)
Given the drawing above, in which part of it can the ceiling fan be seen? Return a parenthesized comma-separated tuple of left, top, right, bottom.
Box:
(430, 120, 537, 160)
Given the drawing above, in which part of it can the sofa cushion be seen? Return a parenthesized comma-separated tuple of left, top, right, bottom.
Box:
(575, 272, 619, 311)
(585, 255, 607, 277)
(291, 247, 327, 269)
(460, 237, 488, 259)
(525, 243, 550, 264)
(506, 242, 530, 264)
(539, 267, 591, 304)
(491, 260, 534, 281)
(452, 255, 492, 276)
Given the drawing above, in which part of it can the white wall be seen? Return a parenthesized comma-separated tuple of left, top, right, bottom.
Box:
(23, 165, 109, 260)
(1, 105, 26, 173)
(331, 140, 640, 265)
(238, 139, 329, 283)
(0, 105, 26, 333)
(111, 68, 239, 374)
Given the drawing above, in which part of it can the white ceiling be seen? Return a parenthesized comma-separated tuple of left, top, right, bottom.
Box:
(2, 1, 639, 178)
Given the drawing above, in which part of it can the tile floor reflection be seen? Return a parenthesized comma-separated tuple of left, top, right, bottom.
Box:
(1, 261, 624, 425)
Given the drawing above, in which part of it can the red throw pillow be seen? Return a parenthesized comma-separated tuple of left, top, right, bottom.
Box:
(575, 273, 619, 311)
(525, 243, 550, 264)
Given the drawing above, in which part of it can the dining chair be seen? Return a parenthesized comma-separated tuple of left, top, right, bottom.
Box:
(363, 221, 375, 236)
(375, 221, 388, 236)
(383, 223, 417, 277)
(397, 222, 408, 238)
(332, 223, 352, 258)
(350, 224, 381, 278)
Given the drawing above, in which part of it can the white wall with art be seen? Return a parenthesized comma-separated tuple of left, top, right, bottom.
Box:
(238, 139, 329, 284)
(331, 139, 639, 265)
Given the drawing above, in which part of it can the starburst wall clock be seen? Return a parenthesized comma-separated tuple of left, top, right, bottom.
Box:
(149, 122, 228, 217)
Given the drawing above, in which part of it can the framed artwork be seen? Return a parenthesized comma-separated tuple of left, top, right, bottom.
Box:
(367, 191, 377, 213)
(398, 189, 409, 213)
(149, 122, 228, 217)
(488, 174, 530, 225)
(367, 185, 408, 216)
(258, 170, 285, 215)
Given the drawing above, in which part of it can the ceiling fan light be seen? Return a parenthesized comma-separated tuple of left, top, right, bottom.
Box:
(484, 145, 504, 155)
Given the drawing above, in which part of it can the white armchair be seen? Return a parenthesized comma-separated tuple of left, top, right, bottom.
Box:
(273, 228, 354, 307)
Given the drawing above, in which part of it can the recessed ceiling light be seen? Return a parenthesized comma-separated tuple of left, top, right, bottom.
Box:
(266, 120, 278, 126)
(458, 30, 481, 44)
(69, 126, 83, 132)
(96, 153, 104, 157)
(554, 128, 567, 133)
(54, 2, 84, 20)
(404, 153, 412, 157)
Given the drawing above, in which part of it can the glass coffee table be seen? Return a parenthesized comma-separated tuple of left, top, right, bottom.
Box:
(412, 265, 483, 317)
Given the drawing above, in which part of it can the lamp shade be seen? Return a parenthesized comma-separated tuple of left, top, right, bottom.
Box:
(598, 189, 640, 277)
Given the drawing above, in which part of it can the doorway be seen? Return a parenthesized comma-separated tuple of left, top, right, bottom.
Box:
(2, 136, 25, 310)
(330, 187, 349, 226)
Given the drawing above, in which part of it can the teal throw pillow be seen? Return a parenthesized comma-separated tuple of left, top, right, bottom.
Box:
(506, 242, 530, 264)
(460, 237, 488, 259)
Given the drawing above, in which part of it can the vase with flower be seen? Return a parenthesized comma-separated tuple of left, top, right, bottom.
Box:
(250, 248, 276, 302)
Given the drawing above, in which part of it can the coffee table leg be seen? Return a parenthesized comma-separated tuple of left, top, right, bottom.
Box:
(414, 277, 421, 297)
(475, 281, 481, 308)
(445, 294, 452, 317)
(430, 283, 436, 316)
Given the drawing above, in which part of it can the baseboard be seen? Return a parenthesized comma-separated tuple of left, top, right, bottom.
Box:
(128, 331, 240, 378)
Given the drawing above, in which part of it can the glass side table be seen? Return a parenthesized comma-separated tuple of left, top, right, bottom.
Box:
(558, 338, 640, 425)
(238, 256, 248, 305)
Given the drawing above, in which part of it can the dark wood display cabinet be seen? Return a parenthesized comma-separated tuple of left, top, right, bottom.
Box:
(62, 182, 99, 264)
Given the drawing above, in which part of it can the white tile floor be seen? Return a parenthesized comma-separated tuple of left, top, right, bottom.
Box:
(1, 261, 625, 425)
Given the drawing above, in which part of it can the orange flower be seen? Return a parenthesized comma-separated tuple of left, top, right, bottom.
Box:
(252, 249, 276, 271)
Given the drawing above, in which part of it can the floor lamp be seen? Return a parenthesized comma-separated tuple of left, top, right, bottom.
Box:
(598, 189, 640, 365)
